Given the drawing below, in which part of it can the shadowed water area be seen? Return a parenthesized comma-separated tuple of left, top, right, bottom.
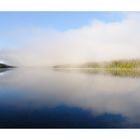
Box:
(0, 68, 140, 128)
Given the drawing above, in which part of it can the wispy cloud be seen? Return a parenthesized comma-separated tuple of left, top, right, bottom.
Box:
(1, 13, 140, 66)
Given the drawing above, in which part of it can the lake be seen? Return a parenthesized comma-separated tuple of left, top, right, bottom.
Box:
(0, 68, 140, 128)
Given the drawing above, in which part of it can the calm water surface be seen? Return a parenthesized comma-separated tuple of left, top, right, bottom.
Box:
(0, 68, 140, 128)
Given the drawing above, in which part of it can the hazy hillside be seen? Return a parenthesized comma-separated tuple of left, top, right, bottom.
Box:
(0, 63, 14, 68)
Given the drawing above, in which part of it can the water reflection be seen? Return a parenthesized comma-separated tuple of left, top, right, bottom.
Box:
(79, 68, 140, 78)
(0, 68, 11, 75)
(0, 68, 140, 128)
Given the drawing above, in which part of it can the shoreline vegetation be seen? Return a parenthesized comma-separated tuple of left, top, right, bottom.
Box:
(52, 59, 140, 69)
(0, 60, 140, 77)
(52, 59, 140, 78)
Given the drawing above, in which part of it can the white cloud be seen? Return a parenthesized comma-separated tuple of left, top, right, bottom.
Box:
(1, 13, 140, 66)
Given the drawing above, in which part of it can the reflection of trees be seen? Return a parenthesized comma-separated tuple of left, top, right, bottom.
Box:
(78, 68, 140, 78)
(0, 68, 11, 74)
(106, 69, 140, 78)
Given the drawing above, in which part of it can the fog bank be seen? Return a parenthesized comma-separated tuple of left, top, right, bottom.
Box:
(1, 13, 140, 66)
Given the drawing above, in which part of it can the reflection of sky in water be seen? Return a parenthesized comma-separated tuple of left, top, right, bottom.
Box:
(0, 68, 140, 127)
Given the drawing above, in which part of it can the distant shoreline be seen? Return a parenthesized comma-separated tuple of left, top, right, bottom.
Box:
(52, 59, 140, 70)
(0, 63, 15, 69)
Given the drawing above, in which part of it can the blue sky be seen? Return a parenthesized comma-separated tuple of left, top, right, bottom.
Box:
(0, 12, 125, 31)
(0, 12, 125, 48)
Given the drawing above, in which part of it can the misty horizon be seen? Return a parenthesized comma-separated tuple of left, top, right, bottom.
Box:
(0, 12, 140, 66)
(1, 12, 140, 129)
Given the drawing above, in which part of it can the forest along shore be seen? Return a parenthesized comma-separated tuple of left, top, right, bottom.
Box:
(52, 59, 140, 69)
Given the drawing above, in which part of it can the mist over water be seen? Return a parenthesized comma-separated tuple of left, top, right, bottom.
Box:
(0, 68, 140, 128)
(1, 12, 140, 128)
